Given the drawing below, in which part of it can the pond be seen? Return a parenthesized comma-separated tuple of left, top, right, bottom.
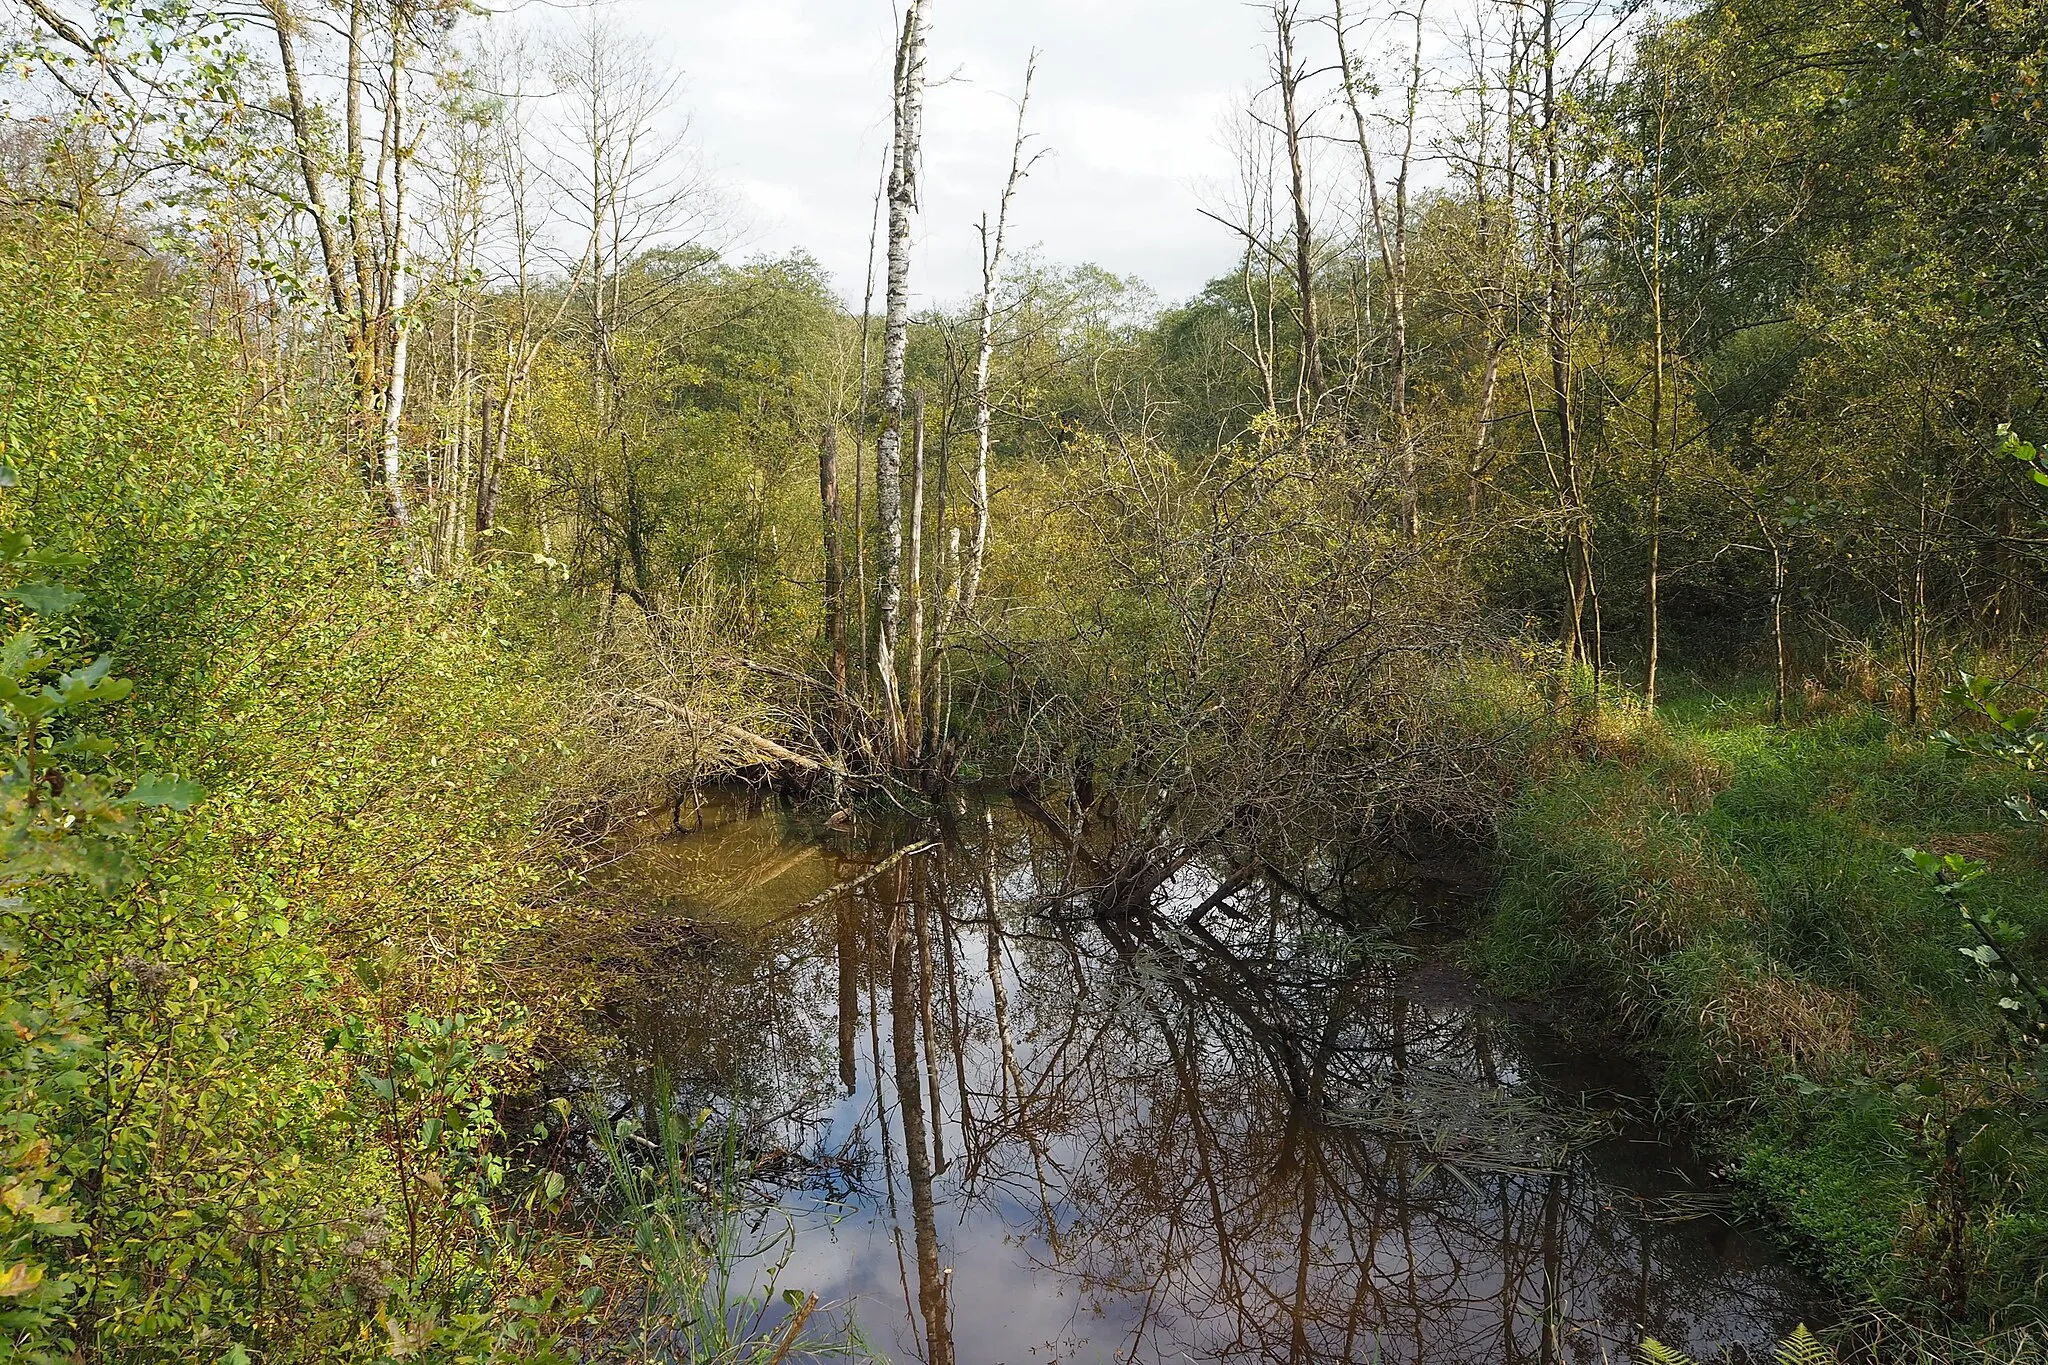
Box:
(563, 794, 1823, 1364)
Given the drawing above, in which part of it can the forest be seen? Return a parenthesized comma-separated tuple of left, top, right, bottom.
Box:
(1, 0, 2046, 1361)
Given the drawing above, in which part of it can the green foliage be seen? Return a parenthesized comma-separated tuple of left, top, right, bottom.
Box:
(0, 217, 599, 1360)
(1638, 1324, 1830, 1365)
(1474, 686, 2048, 1323)
(1640, 1325, 1837, 1365)
(0, 515, 204, 1350)
(1941, 671, 2048, 828)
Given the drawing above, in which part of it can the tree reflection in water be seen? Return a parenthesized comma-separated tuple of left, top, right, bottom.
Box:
(585, 798, 1819, 1365)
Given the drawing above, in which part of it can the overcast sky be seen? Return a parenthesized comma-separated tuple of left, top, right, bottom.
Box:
(589, 0, 1275, 311)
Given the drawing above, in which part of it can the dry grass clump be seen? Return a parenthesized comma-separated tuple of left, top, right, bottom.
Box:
(1610, 815, 1763, 951)
(1698, 969, 1859, 1081)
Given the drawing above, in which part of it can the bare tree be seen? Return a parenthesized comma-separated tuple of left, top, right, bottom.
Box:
(874, 0, 930, 765)
(472, 37, 591, 554)
(552, 14, 713, 621)
(960, 52, 1039, 616)
(1270, 1, 1324, 414)
(1333, 0, 1427, 540)
(1451, 9, 1527, 537)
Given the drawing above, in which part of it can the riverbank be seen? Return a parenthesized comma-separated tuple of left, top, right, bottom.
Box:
(1468, 680, 2048, 1353)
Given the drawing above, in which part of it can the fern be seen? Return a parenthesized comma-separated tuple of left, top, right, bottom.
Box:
(1638, 1326, 1837, 1365)
(1774, 1325, 1838, 1365)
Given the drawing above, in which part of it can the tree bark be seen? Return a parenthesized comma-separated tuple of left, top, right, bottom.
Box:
(874, 0, 928, 765)
(907, 392, 928, 755)
(1272, 3, 1324, 414)
(820, 425, 849, 743)
(376, 13, 413, 529)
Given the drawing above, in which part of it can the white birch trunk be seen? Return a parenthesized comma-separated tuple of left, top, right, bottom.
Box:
(874, 0, 927, 762)
(961, 53, 1036, 616)
(378, 21, 412, 528)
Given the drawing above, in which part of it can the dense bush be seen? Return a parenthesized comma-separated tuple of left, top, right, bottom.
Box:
(0, 220, 591, 1360)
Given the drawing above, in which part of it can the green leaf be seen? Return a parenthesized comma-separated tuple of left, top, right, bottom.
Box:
(2, 584, 81, 616)
(1773, 1325, 1838, 1365)
(125, 773, 203, 810)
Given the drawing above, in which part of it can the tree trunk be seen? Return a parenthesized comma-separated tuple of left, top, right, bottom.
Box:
(1909, 486, 1929, 726)
(962, 54, 1036, 615)
(1334, 0, 1426, 538)
(907, 392, 928, 756)
(1644, 71, 1671, 711)
(1272, 2, 1324, 413)
(820, 425, 849, 743)
(1772, 540, 1789, 725)
(855, 144, 888, 704)
(377, 18, 412, 530)
(1539, 0, 1590, 680)
(874, 0, 928, 765)
(1468, 339, 1502, 529)
(263, 0, 375, 486)
(345, 0, 376, 408)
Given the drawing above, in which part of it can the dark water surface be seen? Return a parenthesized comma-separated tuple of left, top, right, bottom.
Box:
(573, 796, 1821, 1364)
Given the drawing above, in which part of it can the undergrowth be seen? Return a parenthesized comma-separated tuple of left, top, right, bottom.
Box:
(0, 215, 848, 1359)
(1470, 675, 2048, 1347)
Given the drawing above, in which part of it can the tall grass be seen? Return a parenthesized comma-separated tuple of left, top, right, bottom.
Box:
(1471, 681, 2048, 1342)
(587, 1080, 868, 1365)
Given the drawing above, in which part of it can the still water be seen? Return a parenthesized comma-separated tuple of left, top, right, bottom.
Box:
(571, 795, 1820, 1364)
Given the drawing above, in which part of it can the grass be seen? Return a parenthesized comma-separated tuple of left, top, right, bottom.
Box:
(1470, 674, 2048, 1341)
(582, 1080, 870, 1364)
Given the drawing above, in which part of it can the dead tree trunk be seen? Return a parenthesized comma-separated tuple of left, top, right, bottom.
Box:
(907, 392, 928, 753)
(874, 0, 928, 765)
(1272, 2, 1324, 414)
(961, 53, 1037, 616)
(820, 425, 849, 743)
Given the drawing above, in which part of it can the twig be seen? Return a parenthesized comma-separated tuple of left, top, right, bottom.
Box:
(763, 1292, 819, 1365)
(626, 692, 828, 772)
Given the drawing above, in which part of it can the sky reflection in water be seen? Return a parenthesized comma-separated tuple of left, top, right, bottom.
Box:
(580, 797, 1820, 1365)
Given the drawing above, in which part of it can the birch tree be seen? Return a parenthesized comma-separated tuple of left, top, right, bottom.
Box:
(874, 0, 929, 764)
(375, 9, 415, 528)
(958, 53, 1038, 616)
(1333, 0, 1427, 540)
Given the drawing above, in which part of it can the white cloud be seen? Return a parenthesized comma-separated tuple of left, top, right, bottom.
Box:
(521, 0, 1272, 307)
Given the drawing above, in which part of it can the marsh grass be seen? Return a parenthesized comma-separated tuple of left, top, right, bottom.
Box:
(585, 1080, 870, 1365)
(1472, 675, 2048, 1337)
